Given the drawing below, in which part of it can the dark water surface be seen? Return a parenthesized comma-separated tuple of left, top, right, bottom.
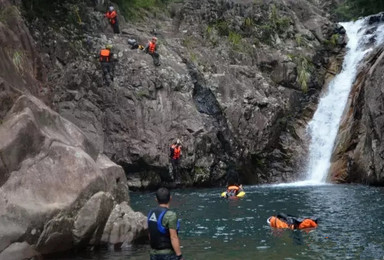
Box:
(72, 184, 384, 260)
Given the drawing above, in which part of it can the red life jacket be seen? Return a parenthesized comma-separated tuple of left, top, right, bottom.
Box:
(148, 41, 156, 54)
(172, 145, 181, 159)
(106, 10, 117, 24)
(99, 49, 110, 62)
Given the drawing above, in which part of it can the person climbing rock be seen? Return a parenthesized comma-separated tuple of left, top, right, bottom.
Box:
(169, 139, 182, 181)
(99, 44, 115, 86)
(145, 36, 161, 66)
(105, 6, 120, 34)
(267, 213, 318, 230)
(148, 187, 184, 260)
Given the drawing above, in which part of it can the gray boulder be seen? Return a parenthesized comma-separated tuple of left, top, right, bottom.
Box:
(0, 95, 146, 256)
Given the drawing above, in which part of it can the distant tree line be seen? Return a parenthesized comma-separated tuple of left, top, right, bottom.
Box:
(335, 0, 384, 21)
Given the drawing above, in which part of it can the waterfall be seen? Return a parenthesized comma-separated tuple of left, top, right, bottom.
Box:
(305, 17, 384, 184)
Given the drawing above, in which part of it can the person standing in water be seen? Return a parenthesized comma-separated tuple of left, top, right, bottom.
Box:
(147, 187, 184, 260)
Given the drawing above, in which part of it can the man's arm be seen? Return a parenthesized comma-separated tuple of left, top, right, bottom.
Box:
(169, 229, 182, 257)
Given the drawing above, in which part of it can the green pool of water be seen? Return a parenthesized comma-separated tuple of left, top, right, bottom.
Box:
(70, 184, 384, 259)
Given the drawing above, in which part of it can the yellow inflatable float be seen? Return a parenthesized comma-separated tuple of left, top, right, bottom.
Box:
(220, 191, 245, 198)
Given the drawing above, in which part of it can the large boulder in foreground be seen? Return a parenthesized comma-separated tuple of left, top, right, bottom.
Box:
(0, 95, 146, 258)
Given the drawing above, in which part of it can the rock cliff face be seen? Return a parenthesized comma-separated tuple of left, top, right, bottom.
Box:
(18, 0, 343, 189)
(0, 0, 146, 257)
(0, 95, 147, 258)
(330, 14, 384, 185)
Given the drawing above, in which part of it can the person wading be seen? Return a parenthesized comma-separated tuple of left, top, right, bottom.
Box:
(105, 6, 120, 34)
(169, 139, 182, 181)
(99, 44, 115, 85)
(148, 187, 184, 260)
(145, 36, 161, 66)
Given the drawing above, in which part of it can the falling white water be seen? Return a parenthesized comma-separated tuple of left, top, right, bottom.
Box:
(304, 18, 384, 184)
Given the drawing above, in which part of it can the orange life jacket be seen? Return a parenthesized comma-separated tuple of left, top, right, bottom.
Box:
(99, 49, 110, 62)
(106, 10, 117, 24)
(148, 41, 156, 54)
(269, 216, 294, 229)
(172, 146, 181, 159)
(298, 219, 318, 229)
(227, 185, 240, 191)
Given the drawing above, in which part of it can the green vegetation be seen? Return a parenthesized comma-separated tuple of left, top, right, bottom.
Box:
(295, 34, 304, 47)
(323, 33, 340, 49)
(13, 51, 24, 71)
(296, 56, 312, 93)
(115, 0, 182, 20)
(288, 54, 313, 93)
(215, 20, 230, 37)
(5, 49, 26, 74)
(269, 4, 291, 33)
(259, 24, 274, 45)
(228, 31, 242, 46)
(244, 17, 254, 28)
(204, 25, 218, 46)
(334, 0, 384, 21)
(258, 4, 292, 45)
(0, 5, 19, 24)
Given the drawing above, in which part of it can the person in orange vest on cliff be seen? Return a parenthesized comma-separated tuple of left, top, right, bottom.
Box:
(99, 44, 115, 85)
(105, 6, 120, 34)
(170, 139, 182, 181)
(145, 36, 161, 66)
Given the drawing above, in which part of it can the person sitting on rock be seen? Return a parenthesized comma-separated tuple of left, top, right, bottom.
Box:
(145, 36, 161, 66)
(105, 6, 120, 34)
(170, 139, 182, 181)
(99, 44, 115, 86)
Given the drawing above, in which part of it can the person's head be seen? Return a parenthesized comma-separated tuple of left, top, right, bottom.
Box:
(156, 187, 171, 204)
(109, 6, 114, 11)
(176, 138, 181, 146)
(151, 36, 157, 43)
(105, 44, 112, 50)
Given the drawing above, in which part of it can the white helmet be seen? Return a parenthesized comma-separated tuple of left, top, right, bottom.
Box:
(109, 6, 114, 11)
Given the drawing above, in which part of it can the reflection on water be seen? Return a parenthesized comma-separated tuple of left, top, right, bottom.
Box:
(69, 185, 384, 260)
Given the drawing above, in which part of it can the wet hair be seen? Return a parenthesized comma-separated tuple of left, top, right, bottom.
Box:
(156, 187, 170, 204)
